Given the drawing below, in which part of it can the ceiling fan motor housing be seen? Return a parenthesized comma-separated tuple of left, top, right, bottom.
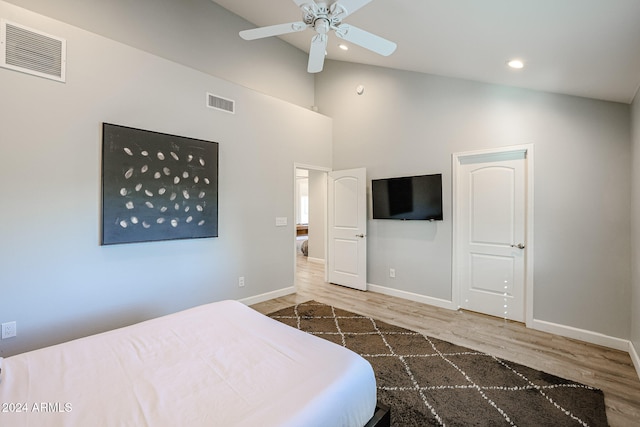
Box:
(303, 2, 341, 31)
(315, 18, 330, 34)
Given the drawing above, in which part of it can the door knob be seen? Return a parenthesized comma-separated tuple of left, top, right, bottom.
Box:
(510, 243, 525, 249)
(355, 234, 365, 238)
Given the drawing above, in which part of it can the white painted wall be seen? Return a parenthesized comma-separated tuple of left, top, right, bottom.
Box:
(631, 94, 640, 356)
(316, 60, 632, 340)
(0, 2, 331, 357)
(3, 0, 314, 107)
(308, 170, 327, 261)
(295, 175, 309, 224)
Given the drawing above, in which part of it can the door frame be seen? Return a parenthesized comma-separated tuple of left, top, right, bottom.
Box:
(452, 144, 534, 327)
(293, 163, 331, 282)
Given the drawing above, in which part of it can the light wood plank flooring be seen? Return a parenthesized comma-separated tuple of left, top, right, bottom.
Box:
(251, 256, 640, 426)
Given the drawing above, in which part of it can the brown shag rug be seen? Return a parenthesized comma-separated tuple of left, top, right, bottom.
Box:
(268, 301, 608, 427)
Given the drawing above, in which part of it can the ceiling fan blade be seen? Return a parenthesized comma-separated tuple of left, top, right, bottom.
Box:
(308, 34, 328, 73)
(331, 0, 372, 18)
(335, 24, 397, 56)
(239, 22, 308, 40)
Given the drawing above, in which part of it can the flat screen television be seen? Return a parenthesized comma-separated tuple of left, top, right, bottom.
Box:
(372, 173, 443, 221)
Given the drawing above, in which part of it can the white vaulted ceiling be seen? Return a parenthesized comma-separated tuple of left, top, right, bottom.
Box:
(212, 0, 640, 103)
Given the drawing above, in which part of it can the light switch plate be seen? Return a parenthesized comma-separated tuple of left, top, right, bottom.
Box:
(1, 321, 16, 339)
(275, 217, 288, 227)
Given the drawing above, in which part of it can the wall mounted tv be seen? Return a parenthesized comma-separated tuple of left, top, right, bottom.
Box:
(372, 173, 443, 221)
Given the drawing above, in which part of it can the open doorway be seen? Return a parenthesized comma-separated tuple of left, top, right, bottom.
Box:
(295, 168, 310, 258)
(294, 165, 329, 279)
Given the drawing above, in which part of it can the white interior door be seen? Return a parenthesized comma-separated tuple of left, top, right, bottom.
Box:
(455, 149, 529, 322)
(328, 168, 367, 290)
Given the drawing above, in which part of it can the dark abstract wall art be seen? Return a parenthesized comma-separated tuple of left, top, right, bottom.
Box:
(101, 123, 218, 245)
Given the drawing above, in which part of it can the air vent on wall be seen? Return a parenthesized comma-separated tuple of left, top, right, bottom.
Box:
(207, 92, 235, 114)
(1, 19, 66, 82)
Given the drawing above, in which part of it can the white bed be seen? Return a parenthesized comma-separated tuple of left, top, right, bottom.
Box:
(0, 300, 378, 427)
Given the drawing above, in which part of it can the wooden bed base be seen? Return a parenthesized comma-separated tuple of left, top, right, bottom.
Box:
(364, 402, 391, 427)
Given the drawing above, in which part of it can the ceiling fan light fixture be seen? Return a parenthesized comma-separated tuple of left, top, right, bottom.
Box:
(507, 59, 525, 69)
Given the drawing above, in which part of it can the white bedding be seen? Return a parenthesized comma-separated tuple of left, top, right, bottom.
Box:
(0, 300, 376, 427)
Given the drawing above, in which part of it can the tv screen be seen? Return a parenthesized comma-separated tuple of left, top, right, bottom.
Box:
(372, 174, 443, 221)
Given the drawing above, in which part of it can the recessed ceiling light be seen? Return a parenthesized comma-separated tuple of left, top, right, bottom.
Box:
(507, 59, 524, 69)
(338, 44, 349, 51)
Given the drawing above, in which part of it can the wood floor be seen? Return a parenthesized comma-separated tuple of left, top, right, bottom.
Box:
(251, 256, 640, 426)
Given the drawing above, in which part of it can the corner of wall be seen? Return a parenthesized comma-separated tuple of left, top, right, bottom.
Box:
(631, 92, 640, 366)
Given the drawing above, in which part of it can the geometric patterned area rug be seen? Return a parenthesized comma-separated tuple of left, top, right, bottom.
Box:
(268, 301, 609, 427)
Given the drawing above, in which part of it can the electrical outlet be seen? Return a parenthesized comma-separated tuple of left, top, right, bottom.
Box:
(1, 321, 16, 339)
(238, 276, 245, 287)
(389, 268, 396, 278)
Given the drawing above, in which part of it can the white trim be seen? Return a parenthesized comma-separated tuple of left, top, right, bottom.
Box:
(294, 163, 331, 173)
(531, 318, 629, 352)
(367, 283, 458, 310)
(307, 256, 325, 264)
(629, 341, 640, 380)
(237, 286, 295, 306)
(451, 143, 535, 327)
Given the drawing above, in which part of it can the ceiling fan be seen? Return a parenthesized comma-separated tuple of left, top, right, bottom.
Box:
(239, 0, 397, 73)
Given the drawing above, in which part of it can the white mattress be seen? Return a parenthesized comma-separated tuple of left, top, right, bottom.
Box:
(0, 300, 376, 427)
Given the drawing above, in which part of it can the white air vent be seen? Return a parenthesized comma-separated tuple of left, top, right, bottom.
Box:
(1, 19, 66, 82)
(207, 92, 235, 114)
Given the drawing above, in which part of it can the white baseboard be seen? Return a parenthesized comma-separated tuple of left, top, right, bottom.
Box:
(367, 283, 457, 310)
(238, 286, 295, 306)
(630, 341, 640, 380)
(531, 318, 630, 352)
(307, 257, 325, 265)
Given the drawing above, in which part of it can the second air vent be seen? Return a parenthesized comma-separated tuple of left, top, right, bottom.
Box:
(207, 92, 235, 114)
